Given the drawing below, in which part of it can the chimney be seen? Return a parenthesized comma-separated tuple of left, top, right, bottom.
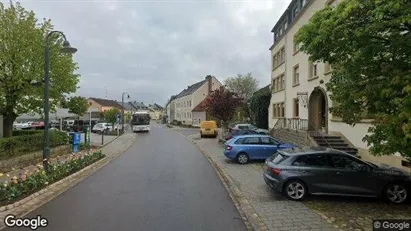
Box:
(205, 75, 212, 95)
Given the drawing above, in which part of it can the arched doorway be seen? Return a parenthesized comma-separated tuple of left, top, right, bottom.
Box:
(308, 87, 328, 134)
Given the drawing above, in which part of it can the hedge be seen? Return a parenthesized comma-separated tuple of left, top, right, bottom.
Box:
(12, 130, 43, 136)
(0, 130, 70, 160)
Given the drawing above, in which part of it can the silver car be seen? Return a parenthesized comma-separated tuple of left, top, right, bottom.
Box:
(263, 147, 411, 204)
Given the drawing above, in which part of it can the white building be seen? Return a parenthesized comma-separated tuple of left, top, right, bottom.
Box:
(171, 75, 222, 126)
(268, 0, 410, 170)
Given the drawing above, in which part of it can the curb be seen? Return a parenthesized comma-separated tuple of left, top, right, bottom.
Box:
(0, 134, 137, 230)
(172, 130, 268, 231)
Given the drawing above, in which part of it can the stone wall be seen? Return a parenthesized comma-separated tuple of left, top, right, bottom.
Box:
(271, 128, 317, 148)
(0, 145, 71, 172)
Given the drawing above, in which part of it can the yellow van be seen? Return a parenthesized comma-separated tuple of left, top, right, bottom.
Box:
(200, 120, 218, 138)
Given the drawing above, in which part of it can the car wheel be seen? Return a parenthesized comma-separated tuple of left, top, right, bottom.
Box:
(283, 180, 307, 201)
(236, 152, 249, 164)
(384, 183, 408, 204)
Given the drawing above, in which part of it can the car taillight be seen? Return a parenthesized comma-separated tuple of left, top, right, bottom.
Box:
(269, 167, 281, 175)
(226, 146, 232, 151)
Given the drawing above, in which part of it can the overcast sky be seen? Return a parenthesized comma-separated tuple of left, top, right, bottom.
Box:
(12, 0, 291, 105)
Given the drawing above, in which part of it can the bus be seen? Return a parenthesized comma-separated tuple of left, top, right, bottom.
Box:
(131, 112, 151, 132)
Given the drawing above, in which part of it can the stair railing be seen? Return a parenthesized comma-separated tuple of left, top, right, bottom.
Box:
(304, 121, 333, 148)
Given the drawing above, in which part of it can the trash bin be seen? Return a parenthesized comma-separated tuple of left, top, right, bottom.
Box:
(72, 132, 81, 153)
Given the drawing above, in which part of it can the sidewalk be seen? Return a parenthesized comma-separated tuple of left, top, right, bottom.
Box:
(188, 134, 336, 231)
(0, 133, 136, 184)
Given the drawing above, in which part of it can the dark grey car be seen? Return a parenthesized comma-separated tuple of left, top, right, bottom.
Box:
(263, 147, 411, 204)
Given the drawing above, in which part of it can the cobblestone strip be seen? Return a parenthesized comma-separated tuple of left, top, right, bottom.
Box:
(0, 133, 137, 230)
(172, 130, 262, 231)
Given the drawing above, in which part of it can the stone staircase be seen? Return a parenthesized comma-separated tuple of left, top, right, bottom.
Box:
(310, 132, 359, 156)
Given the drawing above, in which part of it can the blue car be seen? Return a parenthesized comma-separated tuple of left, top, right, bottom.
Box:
(223, 134, 295, 164)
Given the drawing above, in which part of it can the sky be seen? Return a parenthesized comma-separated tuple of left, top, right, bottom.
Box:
(10, 0, 292, 106)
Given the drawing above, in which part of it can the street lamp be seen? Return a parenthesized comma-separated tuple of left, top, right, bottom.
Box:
(43, 31, 77, 172)
(121, 92, 130, 133)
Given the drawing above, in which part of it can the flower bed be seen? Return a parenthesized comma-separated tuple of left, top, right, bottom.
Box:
(0, 150, 105, 206)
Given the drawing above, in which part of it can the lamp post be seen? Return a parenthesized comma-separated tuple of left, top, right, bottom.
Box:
(121, 92, 130, 133)
(43, 31, 77, 172)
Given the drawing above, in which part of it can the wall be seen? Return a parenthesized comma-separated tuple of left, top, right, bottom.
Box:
(192, 112, 206, 127)
(174, 94, 193, 124)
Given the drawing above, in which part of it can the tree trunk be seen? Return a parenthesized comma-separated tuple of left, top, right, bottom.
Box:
(3, 115, 15, 138)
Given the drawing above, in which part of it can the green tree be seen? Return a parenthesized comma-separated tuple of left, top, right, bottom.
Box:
(103, 108, 120, 128)
(0, 2, 80, 137)
(59, 96, 69, 108)
(205, 88, 241, 127)
(224, 72, 259, 101)
(296, 0, 411, 159)
(67, 96, 89, 118)
(248, 85, 270, 129)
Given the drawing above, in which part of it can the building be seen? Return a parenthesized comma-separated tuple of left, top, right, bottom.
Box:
(118, 102, 138, 115)
(166, 95, 177, 124)
(268, 0, 410, 171)
(129, 101, 150, 113)
(87, 98, 125, 112)
(171, 75, 222, 126)
(148, 103, 164, 120)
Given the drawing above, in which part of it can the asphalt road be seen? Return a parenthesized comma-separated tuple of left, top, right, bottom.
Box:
(5, 124, 246, 231)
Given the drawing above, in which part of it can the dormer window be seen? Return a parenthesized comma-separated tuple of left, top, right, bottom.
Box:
(302, 0, 307, 6)
(293, 6, 300, 19)
(284, 21, 288, 30)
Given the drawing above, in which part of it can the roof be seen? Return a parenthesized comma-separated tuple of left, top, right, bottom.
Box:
(119, 102, 138, 111)
(174, 79, 207, 100)
(129, 101, 149, 110)
(192, 96, 210, 112)
(89, 98, 125, 110)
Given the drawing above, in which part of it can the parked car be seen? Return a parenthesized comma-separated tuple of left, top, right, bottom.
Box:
(223, 134, 295, 164)
(200, 120, 218, 138)
(263, 147, 411, 204)
(225, 129, 259, 141)
(13, 122, 31, 130)
(92, 123, 113, 133)
(232, 123, 269, 135)
(30, 121, 45, 130)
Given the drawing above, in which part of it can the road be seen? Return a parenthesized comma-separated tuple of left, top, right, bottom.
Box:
(5, 124, 246, 231)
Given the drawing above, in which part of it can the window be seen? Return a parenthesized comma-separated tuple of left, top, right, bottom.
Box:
(293, 65, 300, 85)
(302, 0, 307, 6)
(324, 62, 332, 73)
(293, 154, 329, 167)
(330, 154, 368, 171)
(293, 6, 300, 19)
(281, 75, 285, 89)
(328, 0, 341, 8)
(272, 74, 285, 92)
(309, 61, 318, 79)
(279, 28, 283, 35)
(235, 138, 245, 144)
(272, 102, 284, 118)
(243, 137, 260, 144)
(293, 35, 300, 54)
(89, 102, 92, 106)
(261, 137, 280, 145)
(272, 46, 285, 69)
(293, 98, 299, 118)
(272, 78, 277, 92)
(284, 21, 288, 30)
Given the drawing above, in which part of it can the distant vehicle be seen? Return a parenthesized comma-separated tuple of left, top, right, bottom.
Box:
(225, 129, 259, 141)
(200, 120, 218, 138)
(223, 134, 295, 164)
(263, 147, 411, 204)
(13, 122, 30, 130)
(231, 123, 269, 135)
(91, 123, 113, 133)
(30, 121, 45, 130)
(131, 112, 151, 132)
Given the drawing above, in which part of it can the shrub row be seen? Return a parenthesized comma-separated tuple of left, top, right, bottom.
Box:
(0, 150, 105, 205)
(12, 130, 43, 136)
(0, 130, 70, 160)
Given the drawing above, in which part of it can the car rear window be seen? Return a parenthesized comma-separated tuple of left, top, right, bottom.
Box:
(234, 138, 245, 144)
(270, 153, 288, 164)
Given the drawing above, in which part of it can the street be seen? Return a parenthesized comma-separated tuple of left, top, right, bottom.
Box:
(4, 124, 246, 231)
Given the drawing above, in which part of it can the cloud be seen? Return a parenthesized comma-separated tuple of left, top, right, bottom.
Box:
(13, 0, 292, 105)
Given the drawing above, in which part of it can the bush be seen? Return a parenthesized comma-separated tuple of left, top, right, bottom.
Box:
(12, 130, 43, 136)
(0, 130, 70, 160)
(0, 150, 105, 205)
